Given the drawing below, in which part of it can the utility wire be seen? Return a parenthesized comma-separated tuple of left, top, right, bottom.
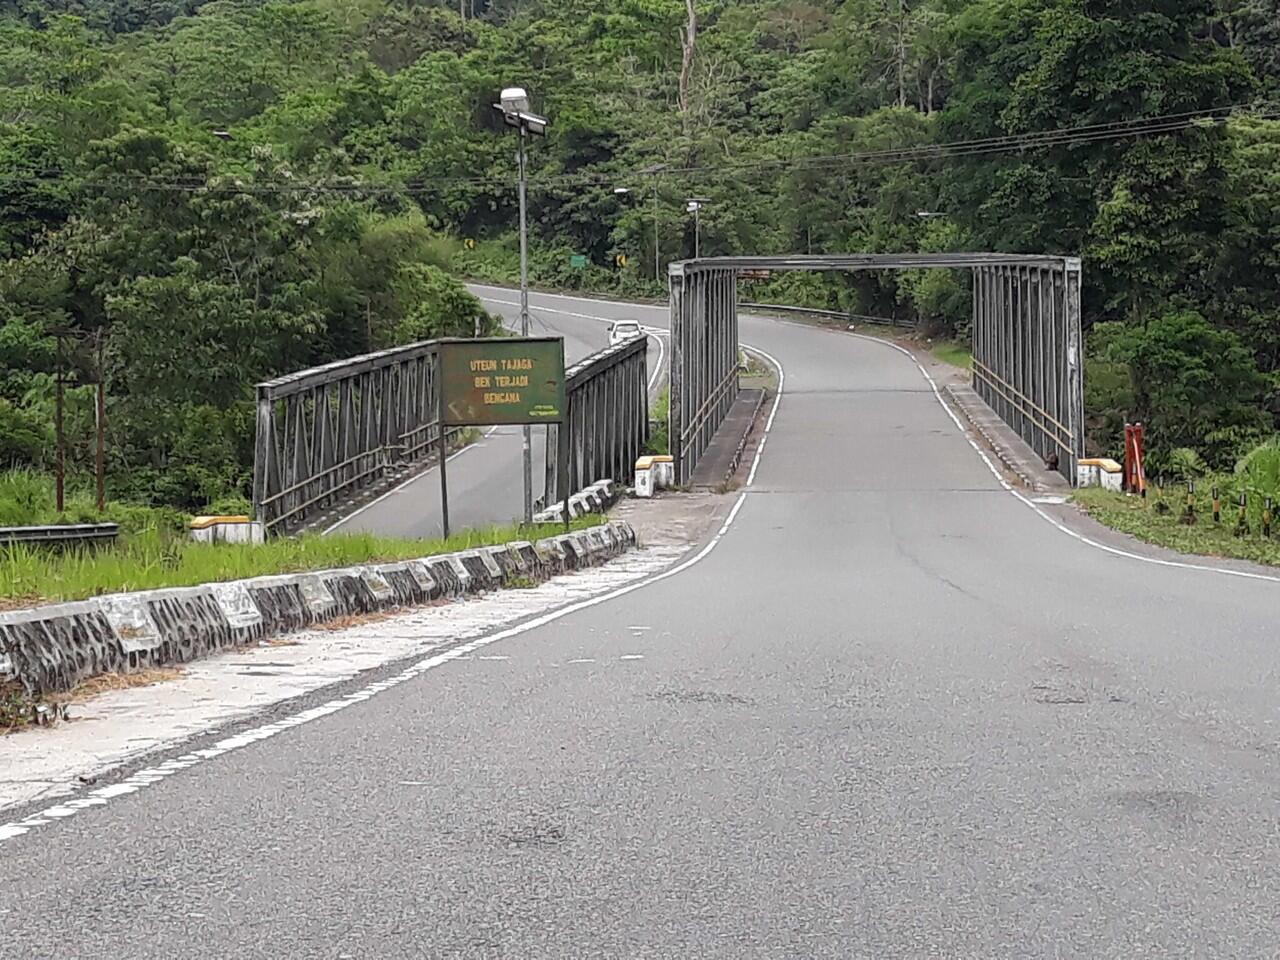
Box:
(1, 103, 1276, 197)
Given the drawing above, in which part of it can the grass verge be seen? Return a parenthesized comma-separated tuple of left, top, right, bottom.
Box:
(1073, 487, 1280, 568)
(0, 515, 604, 606)
(645, 387, 670, 456)
(931, 341, 973, 369)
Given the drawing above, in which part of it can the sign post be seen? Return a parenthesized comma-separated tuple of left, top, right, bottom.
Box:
(437, 337, 567, 537)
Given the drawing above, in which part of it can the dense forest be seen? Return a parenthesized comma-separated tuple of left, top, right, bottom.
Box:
(1, 0, 1278, 510)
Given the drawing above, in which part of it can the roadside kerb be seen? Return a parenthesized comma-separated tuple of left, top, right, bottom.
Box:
(532, 478, 620, 523)
(0, 521, 638, 697)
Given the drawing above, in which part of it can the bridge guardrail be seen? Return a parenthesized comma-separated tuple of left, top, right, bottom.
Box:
(253, 341, 448, 535)
(544, 335, 649, 505)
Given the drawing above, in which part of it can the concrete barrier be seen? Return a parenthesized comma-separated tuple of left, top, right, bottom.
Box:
(532, 479, 621, 524)
(0, 521, 637, 696)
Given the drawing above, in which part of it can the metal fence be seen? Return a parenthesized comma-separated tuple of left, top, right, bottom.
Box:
(668, 263, 740, 485)
(253, 341, 446, 534)
(670, 254, 1083, 484)
(972, 259, 1084, 478)
(544, 334, 649, 504)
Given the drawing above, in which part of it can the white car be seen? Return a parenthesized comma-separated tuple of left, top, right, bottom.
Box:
(609, 320, 644, 346)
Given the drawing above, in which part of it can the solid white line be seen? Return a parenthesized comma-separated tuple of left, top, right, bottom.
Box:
(322, 426, 501, 535)
(851, 333, 1280, 587)
(741, 344, 785, 488)
(0, 346, 788, 849)
(647, 331, 667, 393)
(477, 293, 667, 393)
(471, 285, 669, 315)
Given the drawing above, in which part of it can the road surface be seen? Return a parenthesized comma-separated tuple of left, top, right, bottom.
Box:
(3, 291, 1279, 957)
(326, 284, 666, 538)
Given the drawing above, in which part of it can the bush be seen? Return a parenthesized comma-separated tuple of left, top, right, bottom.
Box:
(1235, 437, 1280, 500)
(0, 398, 49, 467)
(1091, 312, 1271, 469)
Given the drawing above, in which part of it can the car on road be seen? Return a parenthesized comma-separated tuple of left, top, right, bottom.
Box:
(608, 320, 643, 346)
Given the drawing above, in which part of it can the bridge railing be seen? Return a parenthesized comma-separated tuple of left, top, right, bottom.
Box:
(544, 335, 649, 505)
(253, 341, 448, 535)
(671, 254, 1083, 485)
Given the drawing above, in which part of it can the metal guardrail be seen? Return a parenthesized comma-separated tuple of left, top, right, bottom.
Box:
(544, 335, 649, 504)
(0, 523, 120, 549)
(972, 261, 1083, 480)
(740, 303, 905, 327)
(668, 264, 740, 486)
(671, 253, 1083, 485)
(253, 341, 447, 535)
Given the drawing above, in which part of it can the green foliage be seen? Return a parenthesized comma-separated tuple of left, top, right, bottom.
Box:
(1235, 437, 1280, 499)
(644, 386, 669, 456)
(1075, 484, 1280, 569)
(2, 0, 1280, 511)
(1168, 447, 1207, 481)
(0, 511, 604, 603)
(1091, 311, 1269, 468)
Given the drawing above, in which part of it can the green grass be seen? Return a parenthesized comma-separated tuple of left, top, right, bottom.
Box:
(645, 387, 670, 456)
(0, 515, 604, 606)
(1073, 487, 1280, 568)
(931, 341, 973, 369)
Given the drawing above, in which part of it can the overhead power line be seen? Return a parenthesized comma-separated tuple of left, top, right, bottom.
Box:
(1, 103, 1276, 198)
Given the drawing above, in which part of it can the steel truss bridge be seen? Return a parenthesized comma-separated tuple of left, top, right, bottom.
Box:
(668, 254, 1084, 486)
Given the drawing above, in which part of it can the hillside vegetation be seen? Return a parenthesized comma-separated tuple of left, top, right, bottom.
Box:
(2, 0, 1278, 511)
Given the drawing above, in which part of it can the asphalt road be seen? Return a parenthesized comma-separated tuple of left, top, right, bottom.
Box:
(326, 284, 665, 538)
(4, 292, 1280, 957)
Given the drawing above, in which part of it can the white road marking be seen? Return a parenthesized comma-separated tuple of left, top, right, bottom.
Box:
(853, 333, 1280, 587)
(566, 658, 596, 664)
(477, 294, 668, 394)
(0, 298, 789, 847)
(619, 655, 645, 660)
(322, 425, 501, 535)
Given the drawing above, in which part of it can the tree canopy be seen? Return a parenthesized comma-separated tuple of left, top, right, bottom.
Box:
(1, 0, 1277, 507)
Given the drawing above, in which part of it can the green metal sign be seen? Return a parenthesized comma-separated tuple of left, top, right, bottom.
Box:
(438, 338, 565, 426)
(569, 254, 587, 268)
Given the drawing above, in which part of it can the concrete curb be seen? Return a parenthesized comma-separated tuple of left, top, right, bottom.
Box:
(0, 521, 638, 697)
(942, 383, 1067, 494)
(532, 479, 620, 523)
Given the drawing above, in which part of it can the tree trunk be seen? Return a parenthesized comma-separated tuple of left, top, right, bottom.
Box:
(678, 0, 697, 132)
(896, 3, 907, 109)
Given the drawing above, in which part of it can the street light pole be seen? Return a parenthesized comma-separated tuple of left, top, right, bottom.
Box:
(517, 127, 532, 525)
(686, 199, 708, 259)
(495, 86, 547, 527)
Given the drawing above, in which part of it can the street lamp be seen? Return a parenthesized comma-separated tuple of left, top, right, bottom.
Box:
(686, 198, 710, 259)
(915, 210, 946, 218)
(493, 86, 549, 526)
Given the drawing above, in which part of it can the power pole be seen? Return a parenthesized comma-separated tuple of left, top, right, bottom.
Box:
(95, 331, 106, 512)
(55, 333, 65, 513)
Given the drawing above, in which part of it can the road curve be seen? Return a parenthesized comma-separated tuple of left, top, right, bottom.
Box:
(3, 291, 1279, 957)
(325, 284, 665, 538)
